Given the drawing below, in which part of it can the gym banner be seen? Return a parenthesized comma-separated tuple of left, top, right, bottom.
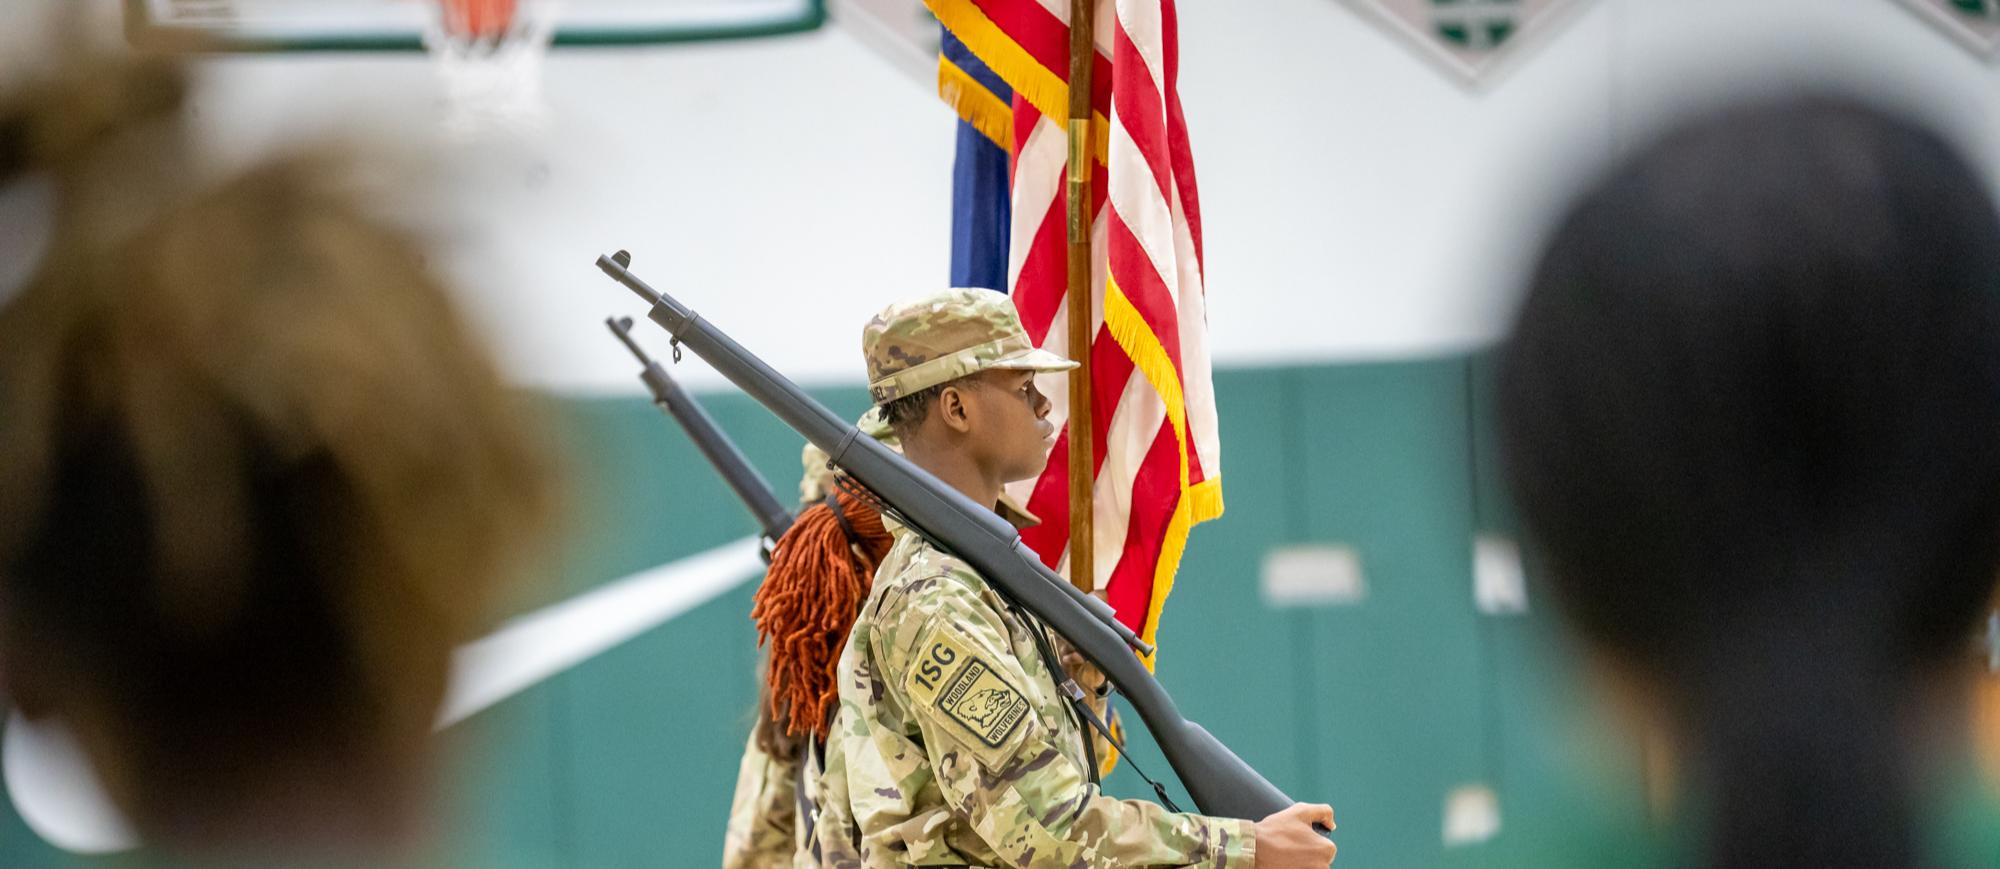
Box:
(1339, 0, 1594, 85)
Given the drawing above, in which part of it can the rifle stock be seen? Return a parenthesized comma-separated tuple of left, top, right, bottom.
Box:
(606, 316, 794, 544)
(596, 252, 1299, 824)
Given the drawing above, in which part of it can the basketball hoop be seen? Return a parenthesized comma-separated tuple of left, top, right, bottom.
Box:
(440, 0, 520, 42)
(425, 0, 557, 141)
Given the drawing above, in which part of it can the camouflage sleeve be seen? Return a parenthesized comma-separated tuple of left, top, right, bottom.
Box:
(723, 731, 800, 869)
(896, 588, 1255, 869)
(1053, 634, 1120, 779)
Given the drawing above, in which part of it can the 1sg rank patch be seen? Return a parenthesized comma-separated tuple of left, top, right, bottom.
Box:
(905, 629, 1031, 749)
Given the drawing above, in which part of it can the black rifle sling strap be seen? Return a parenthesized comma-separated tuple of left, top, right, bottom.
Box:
(1008, 604, 1099, 785)
(825, 492, 862, 551)
(1008, 605, 1183, 814)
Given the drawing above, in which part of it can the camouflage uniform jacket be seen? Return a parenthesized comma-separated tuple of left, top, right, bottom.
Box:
(728, 408, 908, 869)
(812, 530, 1256, 869)
(724, 730, 800, 869)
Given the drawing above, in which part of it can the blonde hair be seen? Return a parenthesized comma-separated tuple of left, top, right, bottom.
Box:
(0, 51, 555, 852)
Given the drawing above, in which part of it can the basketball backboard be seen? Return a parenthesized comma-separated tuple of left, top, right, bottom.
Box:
(124, 0, 825, 51)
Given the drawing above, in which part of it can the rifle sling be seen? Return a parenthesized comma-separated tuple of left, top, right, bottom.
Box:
(1008, 605, 1180, 813)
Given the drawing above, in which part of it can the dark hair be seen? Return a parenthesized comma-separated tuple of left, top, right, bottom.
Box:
(1498, 99, 2000, 869)
(878, 374, 983, 435)
(753, 657, 804, 759)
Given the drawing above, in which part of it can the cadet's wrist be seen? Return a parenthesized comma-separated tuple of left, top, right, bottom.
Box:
(1236, 817, 1258, 869)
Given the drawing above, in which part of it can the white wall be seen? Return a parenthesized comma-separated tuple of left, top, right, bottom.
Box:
(188, 20, 958, 393)
(25, 0, 2000, 391)
(1179, 0, 2000, 371)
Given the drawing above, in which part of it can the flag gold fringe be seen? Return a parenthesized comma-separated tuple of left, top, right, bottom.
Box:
(1105, 272, 1225, 670)
(937, 56, 1014, 150)
(925, 0, 1110, 166)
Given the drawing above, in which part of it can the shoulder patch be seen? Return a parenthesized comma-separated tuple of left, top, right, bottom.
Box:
(904, 628, 1031, 749)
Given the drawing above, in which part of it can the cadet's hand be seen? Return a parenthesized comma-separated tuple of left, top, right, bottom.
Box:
(1254, 802, 1336, 869)
(1055, 638, 1108, 697)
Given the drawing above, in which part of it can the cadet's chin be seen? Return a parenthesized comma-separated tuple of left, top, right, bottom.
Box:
(1004, 452, 1052, 487)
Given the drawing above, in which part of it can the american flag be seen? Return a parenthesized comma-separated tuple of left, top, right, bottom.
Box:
(932, 0, 1220, 665)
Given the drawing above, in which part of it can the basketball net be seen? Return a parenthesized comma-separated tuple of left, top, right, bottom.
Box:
(425, 0, 558, 141)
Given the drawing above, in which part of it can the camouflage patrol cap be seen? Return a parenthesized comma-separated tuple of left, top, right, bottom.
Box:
(863, 288, 1076, 406)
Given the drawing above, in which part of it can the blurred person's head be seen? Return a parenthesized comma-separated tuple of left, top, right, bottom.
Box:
(1499, 98, 2000, 869)
(0, 49, 554, 855)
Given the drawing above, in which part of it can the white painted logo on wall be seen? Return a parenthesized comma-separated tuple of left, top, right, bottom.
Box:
(1339, 0, 1595, 85)
(1901, 0, 2000, 57)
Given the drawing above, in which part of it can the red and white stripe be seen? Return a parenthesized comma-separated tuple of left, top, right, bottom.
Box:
(981, 0, 1220, 654)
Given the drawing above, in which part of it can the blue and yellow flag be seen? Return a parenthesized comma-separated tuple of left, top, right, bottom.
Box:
(941, 28, 1013, 291)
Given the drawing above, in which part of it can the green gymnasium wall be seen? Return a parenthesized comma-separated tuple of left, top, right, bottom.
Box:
(3, 357, 1993, 869)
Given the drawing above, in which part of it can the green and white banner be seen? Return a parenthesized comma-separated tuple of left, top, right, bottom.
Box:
(1340, 0, 1594, 85)
(1902, 0, 2000, 57)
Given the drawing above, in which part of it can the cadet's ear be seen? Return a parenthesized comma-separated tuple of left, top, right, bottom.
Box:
(937, 384, 973, 434)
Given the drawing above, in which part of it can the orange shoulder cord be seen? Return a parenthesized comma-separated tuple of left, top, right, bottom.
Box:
(750, 487, 895, 738)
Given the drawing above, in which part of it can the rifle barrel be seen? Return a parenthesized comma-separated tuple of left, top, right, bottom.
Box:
(606, 316, 794, 543)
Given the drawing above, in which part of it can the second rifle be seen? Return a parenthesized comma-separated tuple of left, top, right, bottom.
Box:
(607, 316, 794, 551)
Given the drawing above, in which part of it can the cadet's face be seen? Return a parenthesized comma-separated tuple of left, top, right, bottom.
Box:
(962, 368, 1055, 484)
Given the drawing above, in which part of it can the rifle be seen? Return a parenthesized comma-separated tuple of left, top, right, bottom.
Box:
(606, 316, 795, 551)
(609, 316, 832, 841)
(597, 251, 1301, 824)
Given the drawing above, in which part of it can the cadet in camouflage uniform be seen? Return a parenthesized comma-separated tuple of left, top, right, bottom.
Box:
(724, 409, 898, 869)
(728, 406, 1106, 869)
(723, 726, 798, 869)
(812, 289, 1337, 869)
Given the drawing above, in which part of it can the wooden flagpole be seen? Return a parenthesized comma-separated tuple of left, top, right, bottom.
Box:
(1064, 0, 1096, 594)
